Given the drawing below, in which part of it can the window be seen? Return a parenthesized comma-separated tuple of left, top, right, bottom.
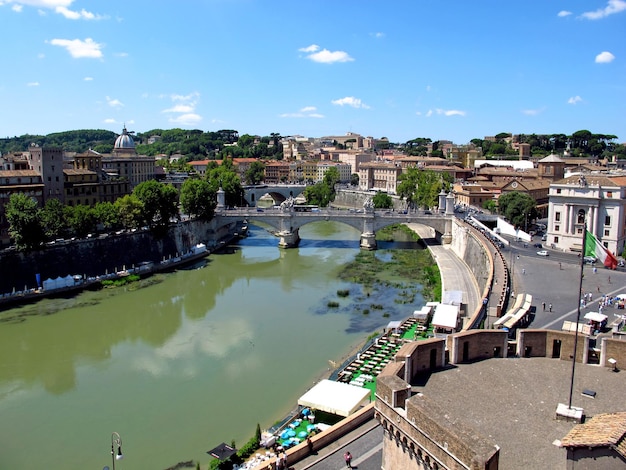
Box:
(555, 225, 560, 232)
(554, 236, 559, 243)
(555, 212, 561, 222)
(605, 230, 610, 237)
(607, 191, 613, 198)
(556, 188, 561, 194)
(605, 215, 611, 226)
(577, 209, 585, 224)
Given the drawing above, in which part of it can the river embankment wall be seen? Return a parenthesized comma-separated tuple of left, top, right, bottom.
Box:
(0, 219, 237, 293)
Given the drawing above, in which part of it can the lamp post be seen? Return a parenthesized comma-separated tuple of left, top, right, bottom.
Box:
(109, 432, 123, 470)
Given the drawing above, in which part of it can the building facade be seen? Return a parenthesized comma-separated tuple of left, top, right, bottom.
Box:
(547, 174, 626, 255)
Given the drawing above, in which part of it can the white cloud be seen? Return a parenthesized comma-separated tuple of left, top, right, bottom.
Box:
(12, 4, 22, 12)
(425, 109, 433, 117)
(371, 32, 385, 38)
(162, 104, 195, 113)
(162, 92, 202, 125)
(171, 92, 199, 102)
(568, 95, 583, 104)
(114, 52, 129, 57)
(26, 81, 39, 86)
(83, 76, 93, 81)
(426, 85, 432, 92)
(280, 106, 324, 118)
(37, 53, 45, 59)
(435, 108, 466, 117)
(106, 96, 124, 108)
(55, 6, 104, 20)
(522, 107, 545, 116)
(48, 38, 103, 58)
(580, 0, 626, 19)
(104, 118, 117, 124)
(307, 48, 354, 64)
(168, 113, 202, 126)
(298, 44, 320, 53)
(595, 51, 615, 63)
(331, 96, 370, 109)
(557, 10, 572, 17)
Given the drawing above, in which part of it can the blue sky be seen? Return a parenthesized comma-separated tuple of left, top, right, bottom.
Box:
(1, 1, 624, 144)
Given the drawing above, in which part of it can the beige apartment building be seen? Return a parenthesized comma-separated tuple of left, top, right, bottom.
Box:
(358, 162, 403, 194)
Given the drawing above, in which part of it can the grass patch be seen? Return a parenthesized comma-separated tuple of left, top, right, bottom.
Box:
(337, 289, 350, 297)
(327, 301, 340, 308)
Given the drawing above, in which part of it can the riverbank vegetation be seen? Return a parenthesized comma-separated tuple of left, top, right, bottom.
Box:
(338, 224, 441, 303)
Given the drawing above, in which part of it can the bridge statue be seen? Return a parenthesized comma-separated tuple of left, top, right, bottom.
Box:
(363, 197, 375, 214)
(279, 196, 295, 212)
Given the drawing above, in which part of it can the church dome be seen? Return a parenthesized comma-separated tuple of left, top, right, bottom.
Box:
(114, 126, 135, 150)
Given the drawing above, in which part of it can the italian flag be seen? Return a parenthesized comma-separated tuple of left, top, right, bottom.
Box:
(585, 230, 618, 269)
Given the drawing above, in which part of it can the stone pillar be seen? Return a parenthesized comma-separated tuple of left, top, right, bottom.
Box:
(442, 218, 453, 244)
(360, 232, 377, 250)
(445, 192, 455, 215)
(278, 228, 300, 248)
(217, 187, 226, 210)
(438, 190, 447, 214)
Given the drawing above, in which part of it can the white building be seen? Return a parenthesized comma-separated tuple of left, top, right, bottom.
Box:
(547, 174, 626, 255)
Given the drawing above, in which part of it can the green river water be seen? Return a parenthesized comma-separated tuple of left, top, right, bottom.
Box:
(0, 221, 424, 469)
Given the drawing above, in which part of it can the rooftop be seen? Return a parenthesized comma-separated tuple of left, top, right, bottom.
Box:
(415, 357, 625, 470)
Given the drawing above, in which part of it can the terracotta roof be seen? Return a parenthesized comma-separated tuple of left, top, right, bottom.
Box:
(561, 412, 626, 457)
(0, 169, 40, 177)
(554, 175, 625, 187)
(64, 169, 97, 175)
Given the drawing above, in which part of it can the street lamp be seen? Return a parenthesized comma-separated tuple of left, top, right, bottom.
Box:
(107, 432, 123, 470)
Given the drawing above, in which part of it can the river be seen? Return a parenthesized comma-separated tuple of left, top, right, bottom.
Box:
(0, 221, 425, 469)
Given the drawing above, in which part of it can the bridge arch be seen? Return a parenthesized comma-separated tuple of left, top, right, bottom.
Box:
(242, 185, 306, 206)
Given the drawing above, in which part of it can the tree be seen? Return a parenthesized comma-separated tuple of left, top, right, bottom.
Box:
(133, 180, 179, 229)
(372, 191, 393, 209)
(323, 167, 340, 188)
(40, 198, 67, 239)
(350, 173, 359, 187)
(115, 195, 143, 229)
(497, 191, 537, 229)
(206, 158, 244, 207)
(93, 202, 120, 232)
(180, 178, 216, 220)
(397, 168, 449, 210)
(5, 193, 44, 250)
(66, 204, 96, 238)
(245, 161, 265, 185)
(482, 199, 497, 213)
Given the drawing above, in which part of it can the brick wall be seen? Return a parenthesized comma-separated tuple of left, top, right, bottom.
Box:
(448, 330, 508, 364)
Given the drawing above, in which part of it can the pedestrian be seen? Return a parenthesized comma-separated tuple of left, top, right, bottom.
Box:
(522, 268, 526, 275)
(542, 301, 546, 311)
(559, 262, 562, 270)
(593, 266, 597, 274)
(344, 451, 353, 469)
(609, 276, 612, 284)
(549, 303, 553, 312)
(597, 285, 601, 293)
(306, 436, 313, 454)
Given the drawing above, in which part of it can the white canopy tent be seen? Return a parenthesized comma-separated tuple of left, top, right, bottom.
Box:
(297, 380, 370, 417)
(431, 303, 460, 330)
(584, 312, 608, 323)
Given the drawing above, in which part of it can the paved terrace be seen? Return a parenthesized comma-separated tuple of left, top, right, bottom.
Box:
(415, 357, 625, 470)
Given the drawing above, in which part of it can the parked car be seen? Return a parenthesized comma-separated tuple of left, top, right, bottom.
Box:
(583, 256, 597, 265)
(541, 234, 547, 241)
(537, 250, 549, 256)
(533, 243, 542, 248)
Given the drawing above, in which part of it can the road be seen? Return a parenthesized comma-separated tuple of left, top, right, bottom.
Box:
(502, 234, 626, 330)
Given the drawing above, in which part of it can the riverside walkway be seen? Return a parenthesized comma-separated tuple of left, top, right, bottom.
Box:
(406, 223, 481, 320)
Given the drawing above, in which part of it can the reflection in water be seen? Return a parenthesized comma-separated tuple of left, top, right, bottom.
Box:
(0, 221, 425, 470)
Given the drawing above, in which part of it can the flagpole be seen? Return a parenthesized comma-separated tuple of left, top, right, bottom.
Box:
(568, 223, 586, 409)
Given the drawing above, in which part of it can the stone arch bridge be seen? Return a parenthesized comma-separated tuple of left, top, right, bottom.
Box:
(242, 184, 306, 207)
(217, 208, 453, 249)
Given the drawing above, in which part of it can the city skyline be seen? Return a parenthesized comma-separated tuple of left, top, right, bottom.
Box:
(1, 0, 624, 144)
